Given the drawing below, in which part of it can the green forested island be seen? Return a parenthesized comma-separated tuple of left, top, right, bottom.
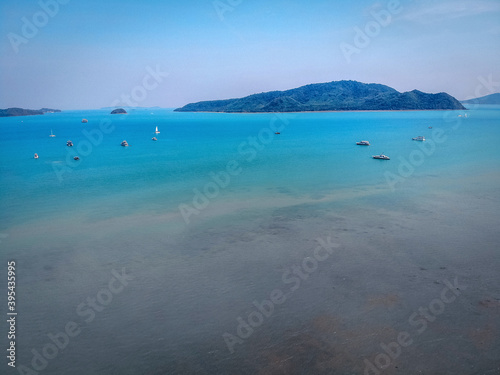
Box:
(461, 93, 500, 105)
(175, 80, 465, 113)
(110, 108, 127, 114)
(0, 108, 61, 117)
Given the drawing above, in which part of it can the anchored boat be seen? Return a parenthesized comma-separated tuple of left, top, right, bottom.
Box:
(372, 154, 390, 160)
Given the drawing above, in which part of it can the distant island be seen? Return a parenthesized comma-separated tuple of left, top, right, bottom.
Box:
(461, 93, 500, 105)
(101, 106, 162, 110)
(0, 107, 61, 117)
(110, 108, 127, 114)
(174, 80, 465, 113)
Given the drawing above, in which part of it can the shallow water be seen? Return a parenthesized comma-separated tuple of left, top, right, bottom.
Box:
(0, 107, 499, 374)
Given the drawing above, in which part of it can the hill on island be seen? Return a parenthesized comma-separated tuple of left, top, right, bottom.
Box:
(0, 108, 61, 117)
(461, 93, 500, 105)
(110, 108, 127, 114)
(174, 80, 465, 112)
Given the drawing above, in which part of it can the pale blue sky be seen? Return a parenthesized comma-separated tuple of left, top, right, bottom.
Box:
(1, 0, 499, 109)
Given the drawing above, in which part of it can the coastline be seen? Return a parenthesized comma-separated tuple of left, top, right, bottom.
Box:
(173, 109, 468, 114)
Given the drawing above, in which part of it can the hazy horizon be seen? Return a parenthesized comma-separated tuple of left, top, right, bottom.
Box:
(1, 0, 499, 110)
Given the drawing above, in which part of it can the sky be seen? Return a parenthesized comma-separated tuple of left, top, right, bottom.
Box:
(1, 0, 499, 110)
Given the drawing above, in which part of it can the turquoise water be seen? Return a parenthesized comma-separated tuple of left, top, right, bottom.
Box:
(1, 107, 499, 374)
(2, 107, 499, 225)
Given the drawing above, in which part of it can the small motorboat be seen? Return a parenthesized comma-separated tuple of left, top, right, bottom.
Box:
(152, 137, 157, 141)
(67, 140, 73, 147)
(373, 154, 390, 160)
(412, 136, 425, 141)
(356, 140, 370, 146)
(73, 156, 80, 160)
(121, 140, 129, 147)
(275, 132, 280, 135)
(82, 119, 88, 123)
(428, 126, 432, 129)
(34, 153, 39, 159)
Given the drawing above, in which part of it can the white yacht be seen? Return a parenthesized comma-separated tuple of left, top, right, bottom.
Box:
(372, 154, 390, 160)
(356, 140, 370, 146)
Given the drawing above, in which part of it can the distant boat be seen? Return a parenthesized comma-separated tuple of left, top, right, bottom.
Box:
(34, 153, 39, 159)
(428, 126, 433, 129)
(412, 136, 425, 141)
(49, 129, 55, 137)
(373, 154, 390, 160)
(73, 156, 80, 160)
(356, 140, 370, 146)
(152, 137, 157, 141)
(82, 119, 88, 123)
(121, 140, 129, 147)
(155, 126, 160, 134)
(275, 132, 280, 135)
(67, 140, 73, 147)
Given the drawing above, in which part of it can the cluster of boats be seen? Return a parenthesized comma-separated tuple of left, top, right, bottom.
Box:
(121, 127, 160, 146)
(33, 123, 428, 161)
(33, 125, 162, 159)
(356, 132, 427, 161)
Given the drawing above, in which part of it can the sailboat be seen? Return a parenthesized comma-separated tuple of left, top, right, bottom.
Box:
(155, 126, 160, 134)
(49, 129, 55, 137)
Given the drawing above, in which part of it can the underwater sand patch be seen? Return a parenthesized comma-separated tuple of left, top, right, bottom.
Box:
(365, 294, 400, 311)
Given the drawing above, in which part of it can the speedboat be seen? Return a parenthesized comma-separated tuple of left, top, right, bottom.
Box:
(373, 154, 390, 160)
(121, 140, 129, 147)
(356, 140, 370, 146)
(152, 137, 157, 141)
(412, 136, 425, 141)
(82, 119, 88, 123)
(34, 153, 39, 159)
(73, 156, 80, 160)
(67, 140, 73, 147)
(275, 132, 280, 134)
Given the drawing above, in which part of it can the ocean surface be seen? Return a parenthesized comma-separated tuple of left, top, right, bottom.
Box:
(0, 106, 499, 374)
